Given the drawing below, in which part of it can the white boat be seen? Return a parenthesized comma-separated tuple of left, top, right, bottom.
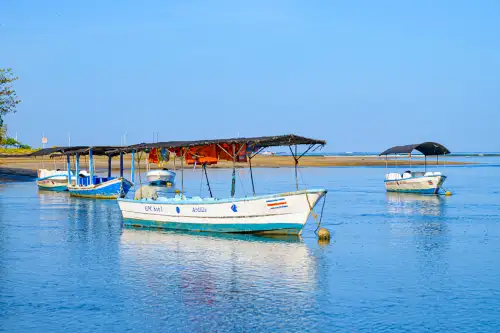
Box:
(117, 134, 327, 235)
(36, 169, 72, 191)
(146, 169, 176, 185)
(380, 142, 450, 194)
(119, 189, 326, 235)
(260, 150, 275, 156)
(384, 171, 446, 194)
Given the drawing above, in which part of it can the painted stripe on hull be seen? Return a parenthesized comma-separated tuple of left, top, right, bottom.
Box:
(70, 193, 122, 199)
(123, 218, 304, 235)
(387, 188, 439, 194)
(37, 185, 68, 192)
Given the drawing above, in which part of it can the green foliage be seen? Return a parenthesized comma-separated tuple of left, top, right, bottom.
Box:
(0, 136, 32, 149)
(0, 68, 21, 122)
(0, 125, 6, 143)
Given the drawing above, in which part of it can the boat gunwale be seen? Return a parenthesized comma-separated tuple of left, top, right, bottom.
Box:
(36, 174, 71, 181)
(119, 188, 327, 205)
(383, 175, 447, 183)
(67, 177, 133, 191)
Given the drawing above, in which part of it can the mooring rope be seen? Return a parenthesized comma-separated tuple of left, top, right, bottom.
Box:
(298, 168, 325, 231)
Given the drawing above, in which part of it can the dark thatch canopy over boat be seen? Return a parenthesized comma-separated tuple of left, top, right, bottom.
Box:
(61, 146, 122, 156)
(113, 134, 326, 154)
(0, 146, 121, 158)
(1, 135, 325, 158)
(0, 146, 88, 158)
(379, 142, 450, 156)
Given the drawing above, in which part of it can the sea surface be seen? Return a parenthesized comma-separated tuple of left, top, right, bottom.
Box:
(1, 159, 500, 332)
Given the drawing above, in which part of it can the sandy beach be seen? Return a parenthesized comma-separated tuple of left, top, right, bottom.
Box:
(0, 154, 474, 177)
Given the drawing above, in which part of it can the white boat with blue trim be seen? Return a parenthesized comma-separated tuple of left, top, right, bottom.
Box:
(36, 169, 73, 191)
(117, 134, 328, 235)
(119, 189, 326, 235)
(146, 169, 176, 186)
(380, 142, 450, 194)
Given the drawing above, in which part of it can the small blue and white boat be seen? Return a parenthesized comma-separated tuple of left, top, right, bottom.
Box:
(69, 176, 133, 199)
(380, 142, 451, 195)
(65, 146, 134, 199)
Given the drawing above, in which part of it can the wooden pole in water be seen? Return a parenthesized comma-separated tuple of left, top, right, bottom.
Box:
(203, 163, 213, 198)
(249, 156, 256, 195)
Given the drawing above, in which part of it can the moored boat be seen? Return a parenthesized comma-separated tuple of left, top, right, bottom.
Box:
(116, 134, 328, 235)
(6, 146, 87, 192)
(380, 142, 450, 194)
(36, 169, 72, 191)
(146, 169, 176, 186)
(119, 189, 325, 234)
(65, 146, 134, 199)
(69, 176, 133, 199)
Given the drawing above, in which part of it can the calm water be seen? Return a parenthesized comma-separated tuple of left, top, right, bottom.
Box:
(1, 160, 500, 332)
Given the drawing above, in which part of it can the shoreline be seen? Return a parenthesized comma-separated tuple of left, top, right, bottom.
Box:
(0, 155, 476, 178)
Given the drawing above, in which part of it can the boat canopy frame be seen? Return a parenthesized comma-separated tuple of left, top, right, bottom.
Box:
(380, 142, 450, 173)
(115, 134, 326, 199)
(379, 142, 450, 156)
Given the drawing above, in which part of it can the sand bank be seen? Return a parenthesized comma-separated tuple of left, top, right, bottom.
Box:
(0, 155, 474, 178)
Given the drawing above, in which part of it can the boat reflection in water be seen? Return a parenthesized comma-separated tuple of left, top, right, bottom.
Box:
(386, 192, 444, 216)
(120, 228, 317, 300)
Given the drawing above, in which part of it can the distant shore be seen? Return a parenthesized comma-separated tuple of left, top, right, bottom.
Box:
(0, 155, 476, 178)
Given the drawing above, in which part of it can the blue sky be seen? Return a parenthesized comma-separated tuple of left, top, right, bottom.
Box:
(2, 0, 499, 152)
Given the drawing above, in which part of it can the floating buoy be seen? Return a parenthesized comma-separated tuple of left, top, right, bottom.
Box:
(318, 239, 330, 246)
(445, 191, 452, 196)
(317, 227, 331, 241)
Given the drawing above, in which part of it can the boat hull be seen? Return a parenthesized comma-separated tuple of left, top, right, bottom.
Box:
(68, 177, 133, 199)
(385, 175, 446, 194)
(36, 176, 69, 192)
(118, 189, 327, 235)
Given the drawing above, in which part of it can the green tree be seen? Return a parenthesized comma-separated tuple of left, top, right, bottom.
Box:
(0, 68, 21, 128)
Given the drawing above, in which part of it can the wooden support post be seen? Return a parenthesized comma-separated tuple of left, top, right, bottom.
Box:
(89, 148, 94, 185)
(119, 152, 124, 178)
(75, 153, 80, 187)
(181, 149, 185, 196)
(231, 143, 236, 198)
(66, 154, 72, 185)
(294, 145, 298, 190)
(107, 155, 112, 178)
(131, 150, 135, 183)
